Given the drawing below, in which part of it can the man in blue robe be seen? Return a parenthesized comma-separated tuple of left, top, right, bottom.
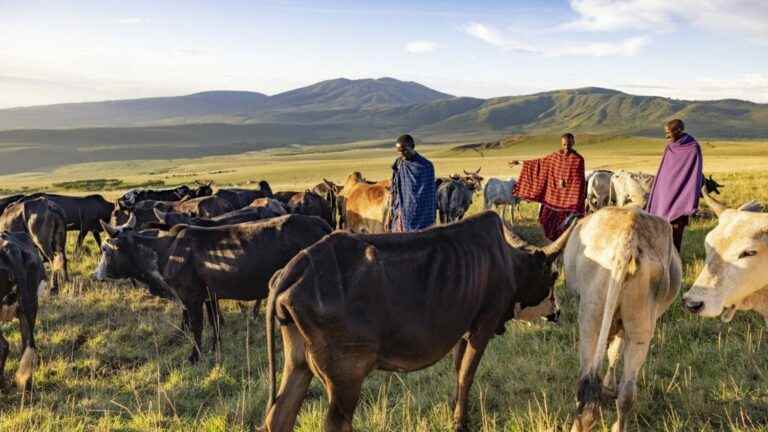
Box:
(388, 134, 436, 232)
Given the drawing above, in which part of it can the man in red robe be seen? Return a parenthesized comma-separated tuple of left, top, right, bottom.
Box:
(508, 133, 586, 240)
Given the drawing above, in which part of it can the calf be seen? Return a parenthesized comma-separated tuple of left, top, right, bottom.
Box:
(260, 211, 572, 432)
(565, 207, 681, 432)
(94, 214, 332, 363)
(0, 232, 45, 393)
(0, 198, 68, 293)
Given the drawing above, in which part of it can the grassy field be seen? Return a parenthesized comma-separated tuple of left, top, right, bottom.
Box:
(1, 136, 768, 431)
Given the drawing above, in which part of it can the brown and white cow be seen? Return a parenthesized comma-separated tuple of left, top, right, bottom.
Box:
(682, 192, 766, 319)
(260, 211, 572, 432)
(337, 171, 391, 233)
(564, 207, 681, 432)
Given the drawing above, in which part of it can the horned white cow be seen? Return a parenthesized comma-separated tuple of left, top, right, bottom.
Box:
(682, 192, 766, 319)
(585, 170, 613, 212)
(565, 207, 681, 432)
(610, 170, 655, 208)
(484, 178, 519, 222)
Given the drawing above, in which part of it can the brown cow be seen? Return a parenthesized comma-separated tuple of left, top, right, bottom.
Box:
(337, 172, 391, 233)
(94, 214, 332, 363)
(276, 191, 336, 228)
(0, 197, 68, 293)
(260, 211, 573, 432)
(0, 232, 45, 393)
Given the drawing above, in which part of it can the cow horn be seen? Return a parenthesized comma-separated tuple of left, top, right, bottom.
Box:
(100, 220, 119, 238)
(153, 208, 168, 223)
(501, 221, 532, 250)
(701, 190, 727, 217)
(124, 212, 137, 229)
(539, 219, 578, 257)
(738, 200, 763, 213)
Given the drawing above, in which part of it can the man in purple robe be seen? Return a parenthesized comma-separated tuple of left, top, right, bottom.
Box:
(645, 119, 703, 253)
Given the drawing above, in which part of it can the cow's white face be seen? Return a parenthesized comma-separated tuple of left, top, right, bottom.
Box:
(683, 210, 768, 317)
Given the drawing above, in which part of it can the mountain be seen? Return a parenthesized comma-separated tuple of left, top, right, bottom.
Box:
(0, 91, 269, 130)
(0, 77, 453, 130)
(1, 81, 767, 174)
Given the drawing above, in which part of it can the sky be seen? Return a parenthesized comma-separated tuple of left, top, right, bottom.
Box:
(1, 0, 767, 108)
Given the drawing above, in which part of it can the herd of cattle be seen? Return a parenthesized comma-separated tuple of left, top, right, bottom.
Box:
(0, 169, 765, 432)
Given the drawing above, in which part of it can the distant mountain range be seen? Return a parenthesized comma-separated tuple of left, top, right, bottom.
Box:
(0, 77, 766, 173)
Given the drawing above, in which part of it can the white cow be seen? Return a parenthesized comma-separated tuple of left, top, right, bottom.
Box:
(610, 170, 655, 208)
(585, 170, 613, 212)
(565, 207, 681, 432)
(682, 192, 766, 319)
(483, 177, 519, 222)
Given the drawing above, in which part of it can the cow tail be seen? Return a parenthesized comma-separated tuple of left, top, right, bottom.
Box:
(265, 268, 282, 416)
(578, 230, 638, 405)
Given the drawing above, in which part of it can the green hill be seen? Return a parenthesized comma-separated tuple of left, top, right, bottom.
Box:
(1, 81, 767, 174)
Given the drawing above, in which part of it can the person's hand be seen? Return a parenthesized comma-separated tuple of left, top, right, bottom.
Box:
(508, 160, 521, 167)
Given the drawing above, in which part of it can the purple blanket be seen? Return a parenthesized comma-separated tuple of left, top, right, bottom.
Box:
(646, 133, 703, 222)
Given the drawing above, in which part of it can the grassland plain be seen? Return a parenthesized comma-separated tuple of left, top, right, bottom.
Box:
(0, 137, 767, 431)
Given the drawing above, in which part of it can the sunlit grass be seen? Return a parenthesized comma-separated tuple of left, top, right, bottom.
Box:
(1, 142, 768, 430)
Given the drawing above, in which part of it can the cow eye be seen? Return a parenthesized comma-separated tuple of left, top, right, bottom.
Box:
(739, 250, 758, 259)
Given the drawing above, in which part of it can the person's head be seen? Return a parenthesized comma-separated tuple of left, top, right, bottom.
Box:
(560, 133, 575, 153)
(396, 134, 416, 159)
(665, 119, 685, 141)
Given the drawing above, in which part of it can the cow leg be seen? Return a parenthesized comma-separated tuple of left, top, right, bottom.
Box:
(15, 308, 37, 393)
(571, 314, 603, 432)
(450, 338, 468, 409)
(187, 301, 204, 364)
(0, 332, 8, 390)
(611, 338, 650, 432)
(321, 354, 374, 432)
(74, 229, 88, 256)
(262, 325, 313, 432)
(602, 329, 624, 399)
(452, 330, 492, 432)
(91, 230, 102, 248)
(204, 298, 222, 354)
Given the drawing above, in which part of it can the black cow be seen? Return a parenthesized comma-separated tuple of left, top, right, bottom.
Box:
(260, 211, 573, 432)
(117, 183, 212, 209)
(0, 232, 45, 393)
(111, 196, 233, 228)
(277, 191, 336, 228)
(23, 193, 114, 253)
(437, 179, 474, 224)
(214, 181, 273, 209)
(94, 214, 332, 363)
(151, 206, 284, 229)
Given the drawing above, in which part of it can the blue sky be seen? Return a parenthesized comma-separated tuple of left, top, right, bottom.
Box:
(1, 0, 767, 108)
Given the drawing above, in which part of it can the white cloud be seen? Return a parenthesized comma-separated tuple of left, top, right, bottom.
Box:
(547, 36, 650, 57)
(463, 22, 537, 52)
(117, 18, 145, 25)
(617, 73, 768, 102)
(567, 0, 768, 40)
(404, 41, 437, 54)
